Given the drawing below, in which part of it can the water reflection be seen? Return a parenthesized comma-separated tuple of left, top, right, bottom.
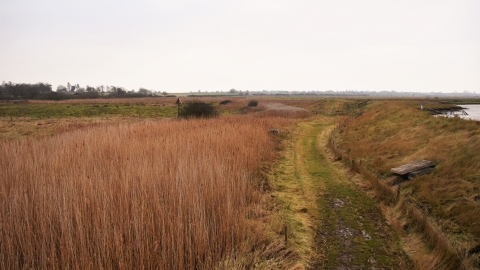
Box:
(435, 104, 480, 121)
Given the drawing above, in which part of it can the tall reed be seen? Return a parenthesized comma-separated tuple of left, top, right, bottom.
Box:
(0, 115, 289, 269)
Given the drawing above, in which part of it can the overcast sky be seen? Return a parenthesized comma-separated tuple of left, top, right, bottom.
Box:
(1, 0, 479, 93)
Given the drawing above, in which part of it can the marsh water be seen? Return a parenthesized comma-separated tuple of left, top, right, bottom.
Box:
(436, 104, 480, 121)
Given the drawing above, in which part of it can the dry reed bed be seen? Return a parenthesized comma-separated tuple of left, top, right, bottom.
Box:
(0, 115, 290, 269)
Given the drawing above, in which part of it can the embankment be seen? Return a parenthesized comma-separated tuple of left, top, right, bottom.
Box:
(330, 100, 480, 269)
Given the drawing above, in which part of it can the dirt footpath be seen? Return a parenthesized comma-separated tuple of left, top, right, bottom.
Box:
(262, 103, 309, 112)
(271, 119, 413, 269)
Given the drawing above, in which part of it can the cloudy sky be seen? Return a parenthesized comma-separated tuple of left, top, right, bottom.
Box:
(1, 0, 479, 93)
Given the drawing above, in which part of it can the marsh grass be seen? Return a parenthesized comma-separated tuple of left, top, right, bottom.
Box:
(1, 97, 319, 119)
(0, 103, 177, 118)
(0, 115, 292, 269)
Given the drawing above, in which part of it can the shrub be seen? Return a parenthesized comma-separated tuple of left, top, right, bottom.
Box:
(248, 100, 258, 107)
(220, 100, 232, 105)
(180, 101, 217, 118)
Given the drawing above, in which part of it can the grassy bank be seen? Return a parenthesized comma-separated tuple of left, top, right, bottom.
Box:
(332, 100, 480, 269)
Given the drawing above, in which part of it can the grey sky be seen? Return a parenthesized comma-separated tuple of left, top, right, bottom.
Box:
(1, 0, 479, 93)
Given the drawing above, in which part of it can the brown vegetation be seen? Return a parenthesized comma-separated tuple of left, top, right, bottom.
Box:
(331, 100, 480, 269)
(0, 115, 296, 269)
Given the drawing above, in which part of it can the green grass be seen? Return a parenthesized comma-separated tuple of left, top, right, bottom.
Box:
(270, 119, 411, 269)
(0, 103, 177, 118)
(302, 122, 410, 269)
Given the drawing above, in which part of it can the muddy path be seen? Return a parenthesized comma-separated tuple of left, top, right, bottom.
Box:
(272, 118, 413, 269)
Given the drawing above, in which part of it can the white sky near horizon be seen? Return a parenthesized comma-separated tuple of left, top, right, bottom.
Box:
(0, 0, 479, 93)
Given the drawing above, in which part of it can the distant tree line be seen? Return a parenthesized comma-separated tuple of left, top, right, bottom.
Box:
(0, 82, 54, 100)
(0, 81, 172, 101)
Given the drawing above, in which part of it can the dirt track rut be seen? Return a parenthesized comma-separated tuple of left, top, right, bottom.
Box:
(280, 120, 413, 269)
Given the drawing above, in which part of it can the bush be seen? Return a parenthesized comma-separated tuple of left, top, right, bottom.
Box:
(219, 100, 232, 105)
(248, 100, 258, 107)
(180, 101, 217, 118)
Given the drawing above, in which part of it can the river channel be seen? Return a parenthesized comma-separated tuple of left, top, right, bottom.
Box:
(436, 104, 480, 121)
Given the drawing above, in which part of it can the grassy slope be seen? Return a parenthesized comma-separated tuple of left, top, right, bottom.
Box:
(336, 100, 480, 268)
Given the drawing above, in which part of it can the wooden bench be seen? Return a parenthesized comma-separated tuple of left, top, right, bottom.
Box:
(387, 160, 435, 185)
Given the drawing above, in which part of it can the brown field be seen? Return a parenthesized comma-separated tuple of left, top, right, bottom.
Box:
(0, 113, 298, 269)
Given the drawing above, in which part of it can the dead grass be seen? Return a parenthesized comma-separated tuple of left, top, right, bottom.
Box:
(331, 99, 479, 269)
(268, 121, 320, 268)
(0, 117, 133, 141)
(0, 115, 295, 269)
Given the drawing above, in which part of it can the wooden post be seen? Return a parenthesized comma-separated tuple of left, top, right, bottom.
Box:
(284, 225, 288, 244)
(175, 98, 183, 118)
